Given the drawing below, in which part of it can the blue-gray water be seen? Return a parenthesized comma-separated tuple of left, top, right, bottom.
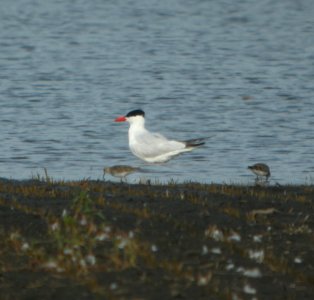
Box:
(1, 0, 314, 184)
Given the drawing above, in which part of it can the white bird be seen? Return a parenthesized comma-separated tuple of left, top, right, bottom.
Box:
(114, 109, 206, 163)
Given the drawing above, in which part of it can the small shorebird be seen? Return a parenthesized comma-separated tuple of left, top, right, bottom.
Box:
(248, 163, 271, 182)
(103, 165, 140, 182)
(114, 109, 207, 163)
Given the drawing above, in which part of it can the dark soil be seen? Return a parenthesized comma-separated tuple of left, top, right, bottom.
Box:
(0, 178, 313, 299)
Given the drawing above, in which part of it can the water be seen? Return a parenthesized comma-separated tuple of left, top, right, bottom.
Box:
(1, 0, 314, 184)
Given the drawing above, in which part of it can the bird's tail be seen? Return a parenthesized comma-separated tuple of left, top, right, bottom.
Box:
(183, 137, 208, 148)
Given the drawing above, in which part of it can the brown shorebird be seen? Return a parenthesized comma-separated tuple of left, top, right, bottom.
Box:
(248, 163, 271, 182)
(103, 165, 140, 182)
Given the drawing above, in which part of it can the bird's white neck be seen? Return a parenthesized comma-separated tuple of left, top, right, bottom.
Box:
(128, 116, 146, 142)
(128, 116, 145, 130)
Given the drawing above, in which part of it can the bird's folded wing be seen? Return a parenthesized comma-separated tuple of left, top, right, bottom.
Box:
(134, 132, 185, 158)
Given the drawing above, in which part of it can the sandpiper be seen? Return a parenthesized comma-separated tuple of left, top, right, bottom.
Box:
(103, 165, 140, 182)
(248, 163, 271, 181)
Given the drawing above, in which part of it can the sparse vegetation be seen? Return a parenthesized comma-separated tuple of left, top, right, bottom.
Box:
(0, 178, 313, 299)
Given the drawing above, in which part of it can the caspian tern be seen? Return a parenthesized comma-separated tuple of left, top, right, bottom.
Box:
(114, 109, 206, 163)
(248, 163, 271, 181)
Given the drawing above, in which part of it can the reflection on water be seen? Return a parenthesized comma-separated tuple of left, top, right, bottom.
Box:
(0, 0, 313, 184)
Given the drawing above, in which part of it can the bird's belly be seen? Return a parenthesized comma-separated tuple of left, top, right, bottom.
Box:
(252, 170, 268, 176)
(130, 144, 192, 163)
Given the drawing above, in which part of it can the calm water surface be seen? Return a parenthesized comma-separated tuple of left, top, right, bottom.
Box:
(1, 0, 314, 184)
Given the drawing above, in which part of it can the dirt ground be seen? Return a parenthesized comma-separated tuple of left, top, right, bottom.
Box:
(0, 178, 313, 299)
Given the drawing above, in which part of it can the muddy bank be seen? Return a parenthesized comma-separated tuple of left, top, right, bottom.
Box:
(0, 178, 313, 299)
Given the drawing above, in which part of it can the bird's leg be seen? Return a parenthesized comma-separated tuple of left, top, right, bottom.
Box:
(120, 177, 127, 183)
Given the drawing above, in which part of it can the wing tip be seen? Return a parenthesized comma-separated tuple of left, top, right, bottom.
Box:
(184, 137, 207, 148)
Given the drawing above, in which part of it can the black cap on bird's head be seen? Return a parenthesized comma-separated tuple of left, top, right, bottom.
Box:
(115, 109, 145, 122)
(126, 109, 145, 118)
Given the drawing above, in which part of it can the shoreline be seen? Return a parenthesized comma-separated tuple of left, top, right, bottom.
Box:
(0, 178, 313, 299)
